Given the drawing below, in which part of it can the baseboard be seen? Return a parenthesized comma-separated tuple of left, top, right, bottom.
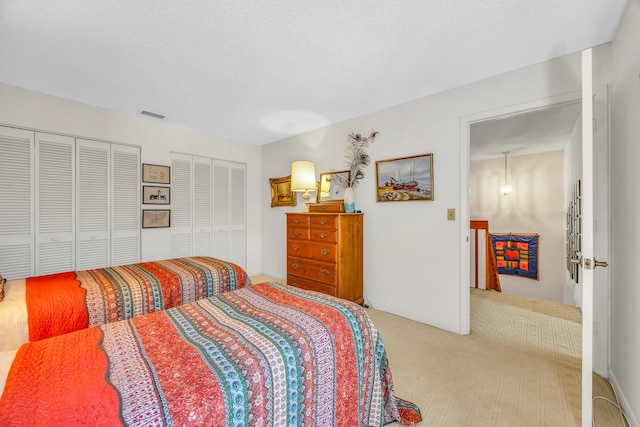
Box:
(609, 371, 639, 427)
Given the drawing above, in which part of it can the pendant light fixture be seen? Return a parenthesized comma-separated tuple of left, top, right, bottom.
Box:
(500, 151, 512, 196)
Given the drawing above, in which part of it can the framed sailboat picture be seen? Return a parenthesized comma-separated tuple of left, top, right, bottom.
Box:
(375, 153, 434, 202)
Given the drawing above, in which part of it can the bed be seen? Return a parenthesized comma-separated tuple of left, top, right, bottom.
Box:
(0, 282, 420, 426)
(0, 256, 251, 351)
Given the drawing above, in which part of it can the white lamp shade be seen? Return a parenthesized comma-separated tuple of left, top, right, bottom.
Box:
(291, 161, 317, 192)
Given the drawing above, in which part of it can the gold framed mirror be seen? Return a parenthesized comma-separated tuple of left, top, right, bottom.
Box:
(316, 170, 350, 203)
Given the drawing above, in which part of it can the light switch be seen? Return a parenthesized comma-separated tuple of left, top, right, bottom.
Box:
(447, 208, 456, 221)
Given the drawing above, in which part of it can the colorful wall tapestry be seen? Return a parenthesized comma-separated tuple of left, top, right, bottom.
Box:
(490, 233, 539, 280)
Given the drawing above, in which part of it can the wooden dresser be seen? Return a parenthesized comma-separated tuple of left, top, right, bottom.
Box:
(286, 212, 364, 304)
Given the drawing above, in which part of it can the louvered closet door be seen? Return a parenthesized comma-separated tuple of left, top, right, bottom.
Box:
(111, 144, 140, 266)
(193, 156, 212, 256)
(171, 154, 192, 258)
(0, 127, 34, 279)
(229, 163, 246, 267)
(212, 160, 246, 267)
(212, 162, 229, 261)
(35, 132, 75, 275)
(76, 139, 110, 270)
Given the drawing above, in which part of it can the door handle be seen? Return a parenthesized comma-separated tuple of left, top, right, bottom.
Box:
(570, 256, 608, 269)
(569, 256, 582, 266)
(593, 258, 608, 269)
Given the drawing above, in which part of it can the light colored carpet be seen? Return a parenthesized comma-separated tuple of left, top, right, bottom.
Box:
(249, 276, 627, 426)
(370, 288, 627, 427)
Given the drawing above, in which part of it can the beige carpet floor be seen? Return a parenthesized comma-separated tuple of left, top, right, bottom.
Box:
(249, 276, 627, 426)
(370, 288, 627, 427)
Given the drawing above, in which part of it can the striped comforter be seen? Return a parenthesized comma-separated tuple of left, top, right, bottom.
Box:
(26, 256, 251, 342)
(0, 282, 402, 426)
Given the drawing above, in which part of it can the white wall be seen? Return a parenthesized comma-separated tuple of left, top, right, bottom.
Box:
(261, 51, 610, 334)
(0, 83, 264, 276)
(470, 152, 566, 303)
(609, 0, 640, 424)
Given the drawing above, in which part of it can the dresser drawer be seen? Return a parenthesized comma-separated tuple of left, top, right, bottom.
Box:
(288, 227, 310, 240)
(310, 215, 337, 230)
(310, 229, 337, 243)
(287, 214, 310, 228)
(288, 241, 337, 263)
(287, 257, 337, 285)
(306, 242, 337, 263)
(287, 275, 337, 297)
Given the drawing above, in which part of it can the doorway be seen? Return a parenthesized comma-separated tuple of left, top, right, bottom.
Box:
(459, 86, 610, 377)
(468, 101, 580, 303)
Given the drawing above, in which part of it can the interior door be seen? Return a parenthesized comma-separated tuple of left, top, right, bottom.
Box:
(581, 48, 610, 427)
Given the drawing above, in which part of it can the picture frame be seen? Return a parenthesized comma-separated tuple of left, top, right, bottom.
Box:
(375, 153, 434, 202)
(142, 209, 171, 228)
(269, 175, 297, 207)
(316, 170, 350, 204)
(142, 163, 171, 184)
(143, 185, 170, 205)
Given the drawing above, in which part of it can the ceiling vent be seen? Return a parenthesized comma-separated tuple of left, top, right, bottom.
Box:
(140, 110, 165, 120)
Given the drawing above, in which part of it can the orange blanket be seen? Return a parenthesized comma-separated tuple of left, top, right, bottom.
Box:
(0, 327, 121, 426)
(25, 272, 88, 342)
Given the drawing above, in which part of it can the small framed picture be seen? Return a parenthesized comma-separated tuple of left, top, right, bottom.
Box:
(376, 153, 434, 202)
(143, 186, 170, 205)
(142, 163, 170, 184)
(269, 175, 297, 207)
(142, 209, 171, 228)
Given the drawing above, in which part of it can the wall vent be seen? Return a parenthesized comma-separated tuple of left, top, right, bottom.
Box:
(140, 110, 165, 120)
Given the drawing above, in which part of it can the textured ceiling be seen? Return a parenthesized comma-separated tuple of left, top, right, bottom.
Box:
(470, 102, 582, 160)
(0, 1, 628, 146)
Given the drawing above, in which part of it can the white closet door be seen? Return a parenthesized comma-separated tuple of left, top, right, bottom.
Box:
(76, 139, 110, 270)
(171, 154, 192, 258)
(193, 156, 212, 256)
(35, 132, 75, 275)
(229, 163, 246, 267)
(212, 162, 230, 260)
(0, 126, 34, 279)
(111, 144, 140, 266)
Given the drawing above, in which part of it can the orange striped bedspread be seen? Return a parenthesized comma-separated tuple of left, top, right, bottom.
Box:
(0, 282, 411, 426)
(26, 256, 251, 342)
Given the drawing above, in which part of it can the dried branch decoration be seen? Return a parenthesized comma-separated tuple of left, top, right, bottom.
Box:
(344, 130, 378, 188)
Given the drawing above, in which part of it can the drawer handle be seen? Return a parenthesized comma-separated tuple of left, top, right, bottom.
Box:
(292, 245, 300, 251)
(320, 249, 330, 255)
(291, 263, 300, 270)
(319, 233, 326, 239)
(294, 231, 301, 236)
(319, 220, 327, 225)
(294, 219, 301, 224)
(320, 269, 330, 276)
